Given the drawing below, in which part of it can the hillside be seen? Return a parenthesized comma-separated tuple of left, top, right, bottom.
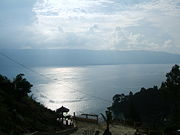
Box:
(0, 74, 62, 135)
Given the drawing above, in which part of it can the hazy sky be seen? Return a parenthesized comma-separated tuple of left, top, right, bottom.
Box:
(0, 0, 180, 53)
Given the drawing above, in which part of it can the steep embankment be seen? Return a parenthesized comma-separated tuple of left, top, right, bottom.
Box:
(0, 74, 61, 135)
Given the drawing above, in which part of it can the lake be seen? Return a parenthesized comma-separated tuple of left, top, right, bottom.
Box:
(0, 64, 175, 115)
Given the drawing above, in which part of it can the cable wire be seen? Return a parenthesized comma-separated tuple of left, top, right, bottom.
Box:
(0, 51, 112, 104)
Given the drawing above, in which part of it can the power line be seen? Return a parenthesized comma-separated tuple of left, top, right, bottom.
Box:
(0, 51, 112, 104)
(0, 52, 52, 80)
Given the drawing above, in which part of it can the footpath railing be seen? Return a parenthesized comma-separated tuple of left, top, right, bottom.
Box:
(73, 112, 99, 124)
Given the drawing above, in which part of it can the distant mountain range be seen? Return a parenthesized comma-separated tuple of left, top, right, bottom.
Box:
(0, 49, 180, 67)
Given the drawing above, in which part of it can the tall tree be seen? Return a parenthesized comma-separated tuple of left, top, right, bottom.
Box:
(161, 65, 180, 126)
(13, 74, 32, 97)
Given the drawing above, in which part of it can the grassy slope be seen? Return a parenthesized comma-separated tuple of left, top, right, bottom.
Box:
(0, 87, 61, 135)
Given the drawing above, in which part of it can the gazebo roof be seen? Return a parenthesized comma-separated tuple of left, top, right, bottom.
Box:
(56, 106, 69, 113)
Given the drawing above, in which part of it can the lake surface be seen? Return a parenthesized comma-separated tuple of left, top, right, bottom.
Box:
(0, 64, 175, 115)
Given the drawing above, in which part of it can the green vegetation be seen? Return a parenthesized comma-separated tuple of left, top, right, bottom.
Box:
(111, 64, 180, 131)
(0, 74, 61, 135)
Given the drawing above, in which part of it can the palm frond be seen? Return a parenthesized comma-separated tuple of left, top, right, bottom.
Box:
(100, 113, 107, 122)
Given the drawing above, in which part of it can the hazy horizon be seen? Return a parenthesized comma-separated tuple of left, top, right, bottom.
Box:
(0, 48, 180, 55)
(1, 49, 180, 68)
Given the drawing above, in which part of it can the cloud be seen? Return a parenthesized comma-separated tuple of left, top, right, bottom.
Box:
(0, 0, 180, 54)
(112, 27, 178, 52)
(88, 24, 99, 34)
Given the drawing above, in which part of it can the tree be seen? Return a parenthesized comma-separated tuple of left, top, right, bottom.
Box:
(0, 75, 12, 93)
(160, 64, 180, 102)
(127, 101, 141, 123)
(113, 93, 126, 104)
(13, 74, 33, 97)
(112, 94, 127, 117)
(160, 64, 180, 127)
(111, 65, 180, 130)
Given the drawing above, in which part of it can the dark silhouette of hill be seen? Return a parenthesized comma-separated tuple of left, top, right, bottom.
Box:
(0, 74, 62, 135)
(1, 49, 180, 67)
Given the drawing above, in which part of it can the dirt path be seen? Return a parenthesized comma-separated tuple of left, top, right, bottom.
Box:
(70, 121, 136, 135)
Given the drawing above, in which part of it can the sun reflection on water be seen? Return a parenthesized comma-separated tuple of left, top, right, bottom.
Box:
(32, 66, 96, 114)
(31, 64, 170, 115)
